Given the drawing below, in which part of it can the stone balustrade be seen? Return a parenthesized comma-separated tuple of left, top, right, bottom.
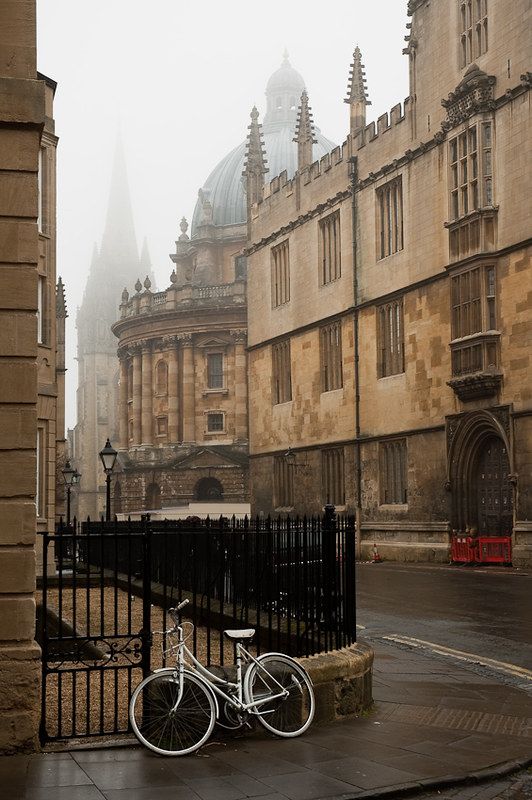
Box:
(120, 280, 246, 319)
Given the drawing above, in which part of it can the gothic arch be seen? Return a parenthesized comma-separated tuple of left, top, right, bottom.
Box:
(447, 410, 513, 533)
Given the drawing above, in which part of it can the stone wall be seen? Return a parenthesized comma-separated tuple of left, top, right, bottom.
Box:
(0, 0, 43, 752)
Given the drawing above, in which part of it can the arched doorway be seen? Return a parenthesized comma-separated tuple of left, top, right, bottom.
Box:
(145, 482, 161, 510)
(195, 477, 223, 501)
(448, 411, 513, 536)
(474, 436, 512, 536)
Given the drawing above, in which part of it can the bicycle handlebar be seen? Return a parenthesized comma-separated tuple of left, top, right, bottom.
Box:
(168, 599, 189, 622)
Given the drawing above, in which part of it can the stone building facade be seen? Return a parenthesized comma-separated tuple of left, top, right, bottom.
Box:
(247, 1, 532, 566)
(111, 56, 335, 513)
(0, 0, 65, 751)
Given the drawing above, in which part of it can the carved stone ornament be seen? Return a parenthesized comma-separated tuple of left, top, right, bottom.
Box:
(447, 370, 502, 402)
(441, 64, 496, 130)
(143, 275, 152, 291)
(179, 217, 189, 241)
(446, 405, 511, 454)
(121, 287, 129, 303)
(169, 269, 177, 285)
(134, 278, 142, 293)
(230, 329, 247, 344)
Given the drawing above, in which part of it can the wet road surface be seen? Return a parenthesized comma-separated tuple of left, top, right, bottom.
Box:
(356, 562, 532, 672)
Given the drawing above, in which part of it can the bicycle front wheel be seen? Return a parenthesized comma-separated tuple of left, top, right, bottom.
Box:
(244, 654, 315, 737)
(129, 669, 216, 756)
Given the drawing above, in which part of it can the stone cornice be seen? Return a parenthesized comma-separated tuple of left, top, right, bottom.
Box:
(245, 190, 349, 256)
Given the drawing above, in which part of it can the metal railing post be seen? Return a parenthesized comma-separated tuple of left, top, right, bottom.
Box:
(141, 515, 152, 680)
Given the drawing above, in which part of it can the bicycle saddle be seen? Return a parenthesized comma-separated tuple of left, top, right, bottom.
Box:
(223, 629, 255, 640)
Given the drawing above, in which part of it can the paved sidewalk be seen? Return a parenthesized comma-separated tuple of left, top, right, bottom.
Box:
(1, 640, 531, 800)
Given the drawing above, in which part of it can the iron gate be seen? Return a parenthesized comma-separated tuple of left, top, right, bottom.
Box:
(39, 509, 356, 742)
(39, 523, 153, 742)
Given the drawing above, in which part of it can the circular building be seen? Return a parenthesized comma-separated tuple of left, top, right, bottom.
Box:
(111, 55, 335, 516)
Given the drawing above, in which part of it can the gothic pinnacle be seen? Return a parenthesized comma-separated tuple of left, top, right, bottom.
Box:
(243, 106, 268, 207)
(345, 45, 371, 106)
(294, 90, 317, 171)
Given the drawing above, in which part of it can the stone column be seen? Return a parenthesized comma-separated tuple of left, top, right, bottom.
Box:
(118, 349, 129, 450)
(165, 336, 179, 444)
(181, 334, 195, 444)
(140, 340, 153, 446)
(0, 0, 43, 753)
(232, 329, 248, 442)
(132, 346, 142, 446)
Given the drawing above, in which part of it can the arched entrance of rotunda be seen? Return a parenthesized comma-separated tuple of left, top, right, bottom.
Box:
(195, 477, 224, 501)
(447, 410, 514, 537)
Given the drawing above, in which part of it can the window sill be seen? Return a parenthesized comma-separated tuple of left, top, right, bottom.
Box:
(272, 400, 293, 407)
(320, 276, 341, 288)
(379, 503, 408, 511)
(274, 506, 294, 513)
(376, 249, 404, 263)
(444, 205, 499, 228)
(449, 330, 500, 346)
(321, 387, 343, 396)
(203, 388, 228, 397)
(377, 371, 405, 381)
(206, 430, 226, 436)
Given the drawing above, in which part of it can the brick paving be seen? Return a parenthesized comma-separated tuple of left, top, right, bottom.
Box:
(1, 640, 531, 799)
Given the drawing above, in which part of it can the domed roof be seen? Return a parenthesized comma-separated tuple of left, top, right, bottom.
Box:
(191, 54, 336, 235)
(266, 50, 305, 96)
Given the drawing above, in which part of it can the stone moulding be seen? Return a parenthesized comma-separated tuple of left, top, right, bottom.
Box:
(447, 370, 503, 402)
(299, 641, 374, 723)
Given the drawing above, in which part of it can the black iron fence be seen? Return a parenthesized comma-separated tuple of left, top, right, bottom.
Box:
(39, 507, 356, 742)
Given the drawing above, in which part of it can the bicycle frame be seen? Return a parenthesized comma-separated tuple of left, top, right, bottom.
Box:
(161, 624, 289, 716)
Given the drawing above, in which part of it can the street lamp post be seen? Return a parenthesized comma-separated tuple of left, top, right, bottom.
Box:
(61, 459, 81, 527)
(99, 438, 118, 522)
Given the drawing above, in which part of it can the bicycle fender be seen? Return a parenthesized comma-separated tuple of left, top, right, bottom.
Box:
(183, 668, 220, 719)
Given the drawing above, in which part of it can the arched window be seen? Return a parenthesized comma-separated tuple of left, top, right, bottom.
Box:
(145, 482, 162, 510)
(195, 477, 223, 501)
(276, 96, 282, 110)
(127, 364, 133, 402)
(156, 360, 168, 395)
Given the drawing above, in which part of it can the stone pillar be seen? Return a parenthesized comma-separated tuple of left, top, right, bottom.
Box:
(140, 341, 153, 446)
(165, 336, 179, 444)
(132, 346, 142, 446)
(118, 350, 128, 450)
(0, 0, 43, 752)
(181, 335, 195, 444)
(232, 329, 248, 442)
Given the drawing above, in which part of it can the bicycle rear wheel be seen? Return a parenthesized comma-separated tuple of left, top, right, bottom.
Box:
(129, 669, 216, 756)
(244, 654, 314, 737)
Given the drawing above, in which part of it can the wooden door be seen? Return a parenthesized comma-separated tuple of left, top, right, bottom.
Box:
(475, 436, 512, 536)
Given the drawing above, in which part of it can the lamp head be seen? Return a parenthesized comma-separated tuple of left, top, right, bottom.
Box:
(99, 438, 118, 474)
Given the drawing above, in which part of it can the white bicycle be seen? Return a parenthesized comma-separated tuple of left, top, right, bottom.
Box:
(129, 599, 315, 756)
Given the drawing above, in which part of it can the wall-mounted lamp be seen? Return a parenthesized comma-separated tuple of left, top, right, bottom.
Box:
(284, 447, 309, 473)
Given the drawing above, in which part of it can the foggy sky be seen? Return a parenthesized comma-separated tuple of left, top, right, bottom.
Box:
(36, 1, 410, 429)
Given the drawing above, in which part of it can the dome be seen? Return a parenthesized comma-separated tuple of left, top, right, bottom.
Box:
(191, 54, 336, 235)
(266, 50, 305, 97)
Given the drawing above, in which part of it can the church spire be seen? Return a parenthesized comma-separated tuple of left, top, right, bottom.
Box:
(243, 106, 268, 212)
(293, 90, 317, 172)
(99, 134, 140, 279)
(345, 46, 371, 136)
